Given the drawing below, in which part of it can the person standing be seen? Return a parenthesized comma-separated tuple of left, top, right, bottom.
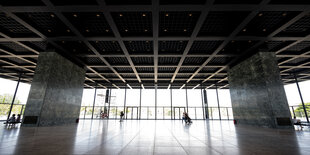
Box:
(120, 111, 124, 122)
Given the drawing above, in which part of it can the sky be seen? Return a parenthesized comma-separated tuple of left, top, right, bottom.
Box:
(1, 77, 310, 106)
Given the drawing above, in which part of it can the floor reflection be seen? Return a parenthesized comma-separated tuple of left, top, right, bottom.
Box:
(0, 120, 309, 155)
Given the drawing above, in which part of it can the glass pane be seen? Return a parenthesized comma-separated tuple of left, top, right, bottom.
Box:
(220, 108, 228, 119)
(0, 104, 10, 120)
(172, 89, 186, 107)
(141, 89, 155, 107)
(79, 106, 86, 118)
(126, 107, 132, 119)
(85, 107, 93, 118)
(93, 107, 102, 119)
(148, 107, 155, 119)
(110, 89, 125, 116)
(141, 107, 148, 119)
(187, 89, 202, 107)
(126, 89, 140, 106)
(157, 89, 171, 106)
(218, 89, 232, 107)
(132, 108, 138, 119)
(157, 107, 164, 119)
(188, 108, 196, 119)
(196, 107, 203, 119)
(81, 89, 95, 106)
(164, 107, 172, 119)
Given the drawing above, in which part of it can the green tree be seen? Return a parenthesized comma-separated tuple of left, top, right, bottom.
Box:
(0, 94, 21, 104)
(0, 94, 23, 117)
(294, 103, 310, 117)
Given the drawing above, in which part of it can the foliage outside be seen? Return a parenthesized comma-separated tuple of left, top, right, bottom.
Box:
(0, 94, 24, 119)
(294, 103, 310, 117)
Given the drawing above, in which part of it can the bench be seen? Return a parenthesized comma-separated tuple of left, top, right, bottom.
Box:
(4, 121, 21, 126)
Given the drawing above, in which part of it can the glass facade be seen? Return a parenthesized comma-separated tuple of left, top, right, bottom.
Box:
(78, 87, 234, 120)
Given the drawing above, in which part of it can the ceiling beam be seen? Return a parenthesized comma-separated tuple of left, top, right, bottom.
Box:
(4, 4, 310, 12)
(170, 0, 214, 83)
(96, 0, 141, 84)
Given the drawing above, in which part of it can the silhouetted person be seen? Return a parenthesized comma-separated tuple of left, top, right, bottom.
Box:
(120, 111, 124, 122)
(8, 114, 16, 123)
(293, 116, 303, 129)
(16, 114, 21, 123)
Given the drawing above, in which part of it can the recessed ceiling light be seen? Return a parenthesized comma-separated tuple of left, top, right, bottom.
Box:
(67, 29, 70, 32)
(50, 14, 55, 18)
(282, 13, 287, 16)
(184, 29, 187, 32)
(258, 13, 263, 16)
(142, 13, 146, 17)
(86, 29, 89, 32)
(189, 13, 192, 17)
(242, 28, 246, 32)
(73, 14, 77, 17)
(105, 29, 109, 32)
(125, 29, 128, 32)
(96, 14, 100, 17)
(146, 41, 149, 43)
(165, 13, 169, 17)
(164, 29, 167, 32)
(119, 14, 123, 17)
(248, 40, 252, 43)
(47, 29, 51, 32)
(144, 29, 148, 32)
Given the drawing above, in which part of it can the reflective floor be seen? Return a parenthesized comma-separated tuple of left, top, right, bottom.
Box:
(0, 120, 310, 155)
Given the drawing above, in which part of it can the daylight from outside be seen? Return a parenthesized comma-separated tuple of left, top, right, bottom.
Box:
(1, 77, 310, 121)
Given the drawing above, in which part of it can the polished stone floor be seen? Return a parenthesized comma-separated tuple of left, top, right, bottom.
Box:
(0, 120, 309, 155)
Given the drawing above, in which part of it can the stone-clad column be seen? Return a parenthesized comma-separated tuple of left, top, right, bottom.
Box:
(228, 52, 293, 129)
(22, 51, 85, 127)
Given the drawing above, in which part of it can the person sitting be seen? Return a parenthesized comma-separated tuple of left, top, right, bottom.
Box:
(184, 112, 192, 125)
(8, 114, 16, 123)
(16, 114, 21, 123)
(182, 112, 186, 123)
(292, 116, 303, 129)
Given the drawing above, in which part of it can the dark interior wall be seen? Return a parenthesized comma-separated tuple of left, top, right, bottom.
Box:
(228, 52, 293, 129)
(23, 51, 85, 126)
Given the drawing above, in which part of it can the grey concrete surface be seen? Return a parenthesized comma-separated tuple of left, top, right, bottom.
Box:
(228, 52, 293, 129)
(22, 51, 85, 127)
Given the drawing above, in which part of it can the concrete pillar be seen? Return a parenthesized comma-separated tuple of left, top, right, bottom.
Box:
(228, 52, 293, 129)
(22, 51, 85, 127)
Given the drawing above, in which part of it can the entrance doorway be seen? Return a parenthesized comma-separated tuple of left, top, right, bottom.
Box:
(173, 107, 186, 120)
(126, 107, 139, 120)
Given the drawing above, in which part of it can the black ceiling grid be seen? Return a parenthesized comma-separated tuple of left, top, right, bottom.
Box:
(0, 0, 310, 88)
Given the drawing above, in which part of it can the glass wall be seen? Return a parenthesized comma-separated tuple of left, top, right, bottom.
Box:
(109, 89, 126, 119)
(157, 89, 171, 119)
(187, 89, 204, 119)
(141, 89, 155, 119)
(285, 80, 310, 122)
(77, 87, 234, 120)
(125, 89, 140, 119)
(0, 78, 30, 121)
(207, 89, 220, 119)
